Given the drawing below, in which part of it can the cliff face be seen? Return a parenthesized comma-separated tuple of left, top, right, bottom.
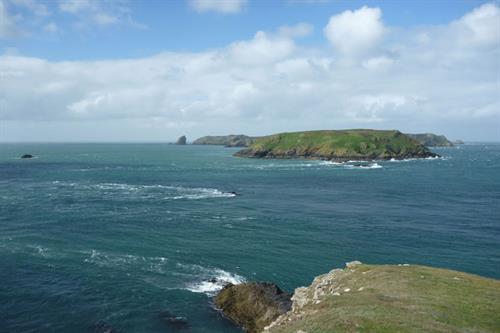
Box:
(406, 133, 454, 147)
(234, 130, 437, 161)
(264, 262, 500, 333)
(192, 135, 258, 147)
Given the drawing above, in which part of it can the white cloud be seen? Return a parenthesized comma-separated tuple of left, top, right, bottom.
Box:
(0, 3, 499, 141)
(58, 0, 140, 28)
(228, 31, 296, 64)
(452, 2, 500, 46)
(362, 56, 394, 70)
(324, 6, 386, 55)
(188, 0, 247, 14)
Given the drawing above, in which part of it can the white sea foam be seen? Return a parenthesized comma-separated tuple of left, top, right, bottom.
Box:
(172, 188, 235, 200)
(83, 250, 169, 273)
(184, 268, 246, 296)
(28, 244, 50, 257)
(176, 263, 246, 296)
(319, 161, 344, 166)
(345, 163, 382, 169)
(52, 181, 236, 200)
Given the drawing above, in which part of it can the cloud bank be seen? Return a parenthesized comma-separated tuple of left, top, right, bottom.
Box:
(0, 3, 499, 141)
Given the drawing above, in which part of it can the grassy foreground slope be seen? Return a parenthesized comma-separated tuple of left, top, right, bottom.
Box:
(234, 130, 436, 161)
(265, 263, 500, 333)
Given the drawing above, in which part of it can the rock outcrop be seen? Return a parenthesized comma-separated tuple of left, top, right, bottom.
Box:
(214, 282, 292, 333)
(20, 154, 34, 159)
(176, 136, 187, 145)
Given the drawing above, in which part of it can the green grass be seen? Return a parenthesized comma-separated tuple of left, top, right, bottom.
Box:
(269, 264, 500, 333)
(237, 130, 434, 160)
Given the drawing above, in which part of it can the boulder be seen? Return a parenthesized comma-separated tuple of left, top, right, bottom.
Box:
(214, 282, 292, 333)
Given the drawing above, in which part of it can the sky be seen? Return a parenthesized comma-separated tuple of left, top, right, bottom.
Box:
(0, 0, 499, 142)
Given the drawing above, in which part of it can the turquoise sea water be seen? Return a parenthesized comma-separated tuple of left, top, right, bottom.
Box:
(1, 143, 499, 333)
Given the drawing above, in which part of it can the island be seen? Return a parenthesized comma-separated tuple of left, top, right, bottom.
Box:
(192, 132, 454, 149)
(233, 130, 437, 161)
(192, 134, 257, 147)
(406, 133, 454, 147)
(20, 154, 34, 159)
(215, 261, 500, 333)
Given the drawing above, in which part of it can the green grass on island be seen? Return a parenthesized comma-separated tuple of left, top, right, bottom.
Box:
(267, 264, 500, 333)
(234, 129, 436, 161)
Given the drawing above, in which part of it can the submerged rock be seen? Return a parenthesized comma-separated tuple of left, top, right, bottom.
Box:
(158, 311, 190, 330)
(176, 136, 187, 145)
(91, 321, 121, 333)
(20, 154, 34, 159)
(214, 282, 292, 333)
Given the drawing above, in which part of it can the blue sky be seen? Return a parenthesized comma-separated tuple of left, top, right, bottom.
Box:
(0, 0, 499, 142)
(2, 0, 489, 60)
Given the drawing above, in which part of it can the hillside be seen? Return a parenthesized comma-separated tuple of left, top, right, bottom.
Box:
(234, 130, 436, 161)
(214, 262, 500, 333)
(406, 133, 454, 147)
(264, 262, 500, 333)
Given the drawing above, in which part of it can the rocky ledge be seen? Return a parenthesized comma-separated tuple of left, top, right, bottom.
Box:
(216, 262, 500, 333)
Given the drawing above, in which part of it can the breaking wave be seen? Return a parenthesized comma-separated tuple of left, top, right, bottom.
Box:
(178, 263, 246, 296)
(344, 163, 383, 169)
(51, 181, 236, 200)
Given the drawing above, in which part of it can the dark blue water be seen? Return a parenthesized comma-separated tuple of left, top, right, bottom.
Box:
(1, 143, 499, 333)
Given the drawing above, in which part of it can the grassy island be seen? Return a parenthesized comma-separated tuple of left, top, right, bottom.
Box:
(234, 129, 437, 161)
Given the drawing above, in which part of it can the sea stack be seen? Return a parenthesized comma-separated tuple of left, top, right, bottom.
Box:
(176, 136, 187, 145)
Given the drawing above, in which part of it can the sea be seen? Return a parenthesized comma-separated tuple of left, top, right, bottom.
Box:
(1, 143, 499, 333)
